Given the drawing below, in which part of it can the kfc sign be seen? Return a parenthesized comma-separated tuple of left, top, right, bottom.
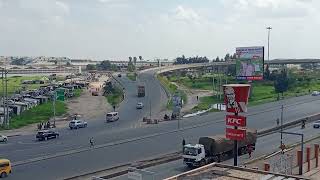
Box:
(223, 84, 250, 113)
(226, 128, 246, 141)
(226, 115, 246, 127)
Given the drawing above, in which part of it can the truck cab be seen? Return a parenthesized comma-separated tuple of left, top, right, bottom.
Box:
(183, 144, 206, 167)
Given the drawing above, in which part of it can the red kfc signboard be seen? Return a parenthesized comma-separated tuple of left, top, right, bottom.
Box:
(223, 84, 250, 113)
(226, 115, 246, 127)
(226, 128, 246, 140)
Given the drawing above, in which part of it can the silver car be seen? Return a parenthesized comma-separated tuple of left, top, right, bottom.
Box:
(0, 135, 8, 143)
(69, 120, 88, 129)
(313, 120, 320, 128)
(136, 102, 144, 109)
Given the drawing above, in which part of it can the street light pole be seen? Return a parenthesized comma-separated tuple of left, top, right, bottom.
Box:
(266, 26, 272, 61)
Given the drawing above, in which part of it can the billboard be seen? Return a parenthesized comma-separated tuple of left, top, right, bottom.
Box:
(226, 115, 246, 127)
(236, 46, 264, 80)
(223, 84, 250, 113)
(226, 128, 246, 140)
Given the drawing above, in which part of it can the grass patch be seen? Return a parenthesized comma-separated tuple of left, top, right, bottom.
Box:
(106, 87, 124, 106)
(0, 76, 48, 95)
(192, 96, 223, 112)
(127, 73, 137, 81)
(158, 75, 187, 109)
(73, 89, 83, 97)
(0, 101, 67, 130)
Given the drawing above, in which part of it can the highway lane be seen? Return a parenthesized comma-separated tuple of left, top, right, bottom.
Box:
(0, 69, 168, 160)
(4, 95, 320, 180)
(112, 124, 320, 180)
(1, 94, 320, 162)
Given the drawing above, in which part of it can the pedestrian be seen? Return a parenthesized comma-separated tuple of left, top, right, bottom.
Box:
(182, 139, 186, 153)
(247, 144, 252, 158)
(276, 118, 280, 126)
(89, 137, 94, 148)
(196, 96, 199, 101)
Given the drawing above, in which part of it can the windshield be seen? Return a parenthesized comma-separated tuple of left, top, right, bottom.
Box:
(184, 147, 198, 156)
(106, 114, 113, 117)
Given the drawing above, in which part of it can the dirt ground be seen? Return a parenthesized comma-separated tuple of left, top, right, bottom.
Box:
(67, 76, 111, 120)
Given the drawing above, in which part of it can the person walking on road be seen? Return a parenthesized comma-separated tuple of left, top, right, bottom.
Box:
(276, 118, 280, 126)
(247, 144, 253, 158)
(182, 139, 186, 153)
(89, 137, 94, 148)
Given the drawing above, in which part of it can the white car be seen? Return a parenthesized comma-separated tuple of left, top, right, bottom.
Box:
(313, 120, 320, 128)
(69, 120, 88, 129)
(136, 102, 144, 109)
(0, 135, 8, 143)
(106, 112, 119, 122)
(312, 91, 320, 96)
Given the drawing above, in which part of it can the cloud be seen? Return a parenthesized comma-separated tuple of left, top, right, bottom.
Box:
(55, 1, 70, 14)
(173, 5, 201, 22)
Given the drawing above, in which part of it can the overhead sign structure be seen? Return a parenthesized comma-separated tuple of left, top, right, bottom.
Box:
(223, 84, 250, 113)
(226, 128, 246, 141)
(236, 46, 264, 80)
(226, 115, 246, 127)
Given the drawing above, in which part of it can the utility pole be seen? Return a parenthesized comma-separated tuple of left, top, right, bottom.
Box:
(266, 27, 272, 61)
(1, 69, 4, 126)
(212, 65, 215, 97)
(53, 91, 56, 127)
(5, 68, 8, 127)
(280, 104, 284, 146)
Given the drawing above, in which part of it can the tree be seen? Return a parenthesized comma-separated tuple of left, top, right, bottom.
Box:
(264, 64, 270, 80)
(215, 56, 220, 62)
(127, 61, 135, 72)
(274, 69, 289, 97)
(99, 60, 112, 70)
(86, 64, 96, 70)
(11, 58, 26, 65)
(139, 56, 142, 61)
(224, 53, 230, 61)
(129, 57, 132, 62)
(133, 57, 137, 65)
(66, 61, 71, 66)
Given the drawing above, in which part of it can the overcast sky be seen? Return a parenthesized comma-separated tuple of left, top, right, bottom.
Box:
(0, 0, 319, 60)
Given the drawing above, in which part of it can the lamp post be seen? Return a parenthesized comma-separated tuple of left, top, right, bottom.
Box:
(266, 27, 272, 61)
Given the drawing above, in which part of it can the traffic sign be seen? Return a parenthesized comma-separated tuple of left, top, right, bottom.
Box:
(226, 115, 246, 127)
(226, 128, 246, 140)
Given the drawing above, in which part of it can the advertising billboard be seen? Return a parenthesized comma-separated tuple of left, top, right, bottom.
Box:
(236, 46, 264, 80)
(223, 84, 250, 113)
(226, 115, 246, 127)
(226, 128, 246, 141)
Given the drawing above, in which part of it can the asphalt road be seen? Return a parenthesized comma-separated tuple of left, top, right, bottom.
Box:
(112, 124, 320, 180)
(1, 70, 320, 179)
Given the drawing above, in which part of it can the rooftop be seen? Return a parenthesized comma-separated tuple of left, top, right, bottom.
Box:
(164, 163, 309, 180)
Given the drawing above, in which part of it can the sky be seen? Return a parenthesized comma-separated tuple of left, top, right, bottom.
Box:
(0, 0, 319, 61)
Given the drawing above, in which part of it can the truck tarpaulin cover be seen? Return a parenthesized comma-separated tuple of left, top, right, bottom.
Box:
(199, 129, 257, 156)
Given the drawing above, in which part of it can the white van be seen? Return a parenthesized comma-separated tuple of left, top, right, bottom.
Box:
(106, 112, 119, 122)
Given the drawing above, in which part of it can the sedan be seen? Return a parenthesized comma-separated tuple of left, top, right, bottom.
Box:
(0, 135, 8, 143)
(136, 102, 144, 109)
(313, 120, 320, 128)
(36, 130, 59, 141)
(312, 91, 320, 96)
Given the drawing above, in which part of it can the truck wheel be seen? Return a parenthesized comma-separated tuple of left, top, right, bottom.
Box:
(1, 172, 7, 178)
(200, 160, 206, 167)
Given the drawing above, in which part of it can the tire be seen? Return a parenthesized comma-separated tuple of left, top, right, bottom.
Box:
(3, 138, 7, 143)
(70, 127, 73, 130)
(200, 160, 206, 167)
(0, 172, 7, 178)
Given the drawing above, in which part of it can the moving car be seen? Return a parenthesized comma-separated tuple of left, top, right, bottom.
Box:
(313, 120, 320, 128)
(117, 74, 122, 77)
(0, 159, 11, 178)
(312, 91, 320, 96)
(36, 130, 59, 141)
(0, 135, 8, 143)
(92, 91, 99, 96)
(69, 120, 87, 129)
(106, 112, 119, 122)
(136, 102, 144, 109)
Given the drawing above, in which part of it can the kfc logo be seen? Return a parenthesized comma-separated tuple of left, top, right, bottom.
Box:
(226, 115, 246, 127)
(223, 84, 250, 113)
